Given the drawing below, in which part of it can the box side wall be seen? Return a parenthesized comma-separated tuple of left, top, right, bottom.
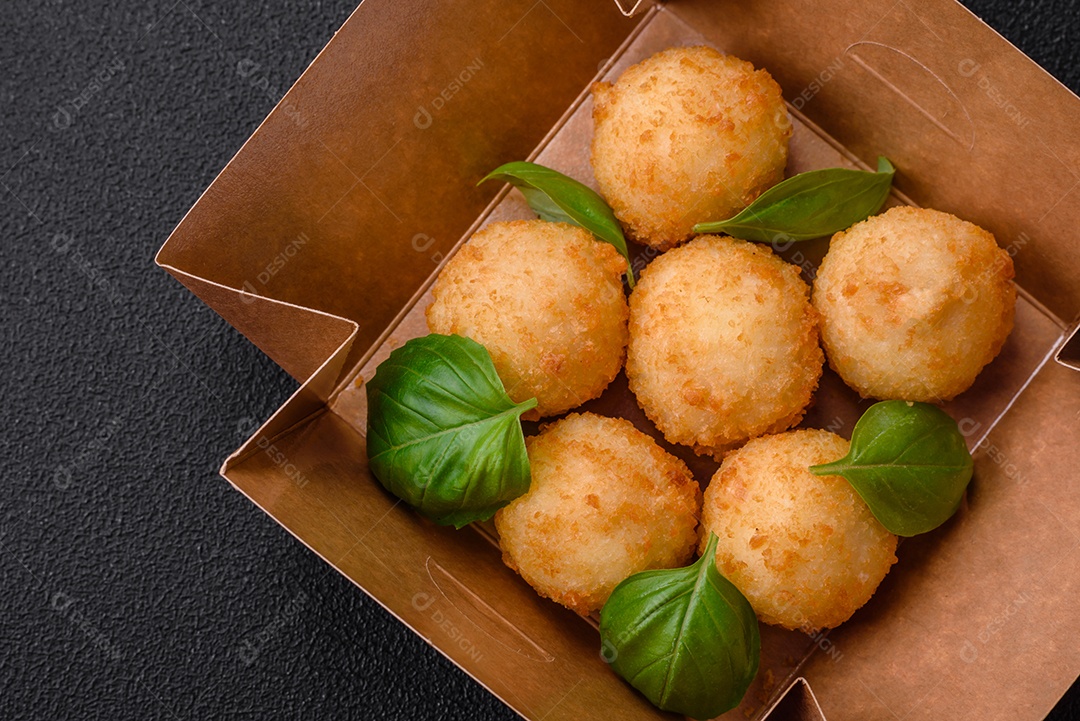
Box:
(158, 261, 356, 386)
(799, 357, 1080, 720)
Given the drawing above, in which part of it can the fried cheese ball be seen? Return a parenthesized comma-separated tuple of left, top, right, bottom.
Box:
(701, 430, 897, 631)
(494, 413, 701, 616)
(813, 206, 1016, 402)
(591, 46, 792, 250)
(626, 235, 823, 458)
(426, 220, 628, 419)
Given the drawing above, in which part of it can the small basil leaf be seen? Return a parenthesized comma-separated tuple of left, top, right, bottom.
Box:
(365, 334, 537, 529)
(810, 400, 973, 537)
(693, 156, 896, 242)
(480, 161, 635, 287)
(599, 533, 760, 719)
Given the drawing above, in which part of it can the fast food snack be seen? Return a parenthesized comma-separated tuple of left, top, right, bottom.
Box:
(494, 412, 701, 616)
(812, 206, 1016, 401)
(591, 46, 791, 250)
(426, 219, 629, 419)
(367, 40, 996, 716)
(700, 429, 898, 630)
(626, 235, 823, 458)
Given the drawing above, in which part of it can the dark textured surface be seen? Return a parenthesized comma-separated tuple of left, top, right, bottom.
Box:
(1, 1, 1077, 719)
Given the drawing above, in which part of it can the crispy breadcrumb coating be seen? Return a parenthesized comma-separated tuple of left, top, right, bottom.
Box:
(701, 430, 897, 631)
(626, 235, 823, 458)
(813, 206, 1016, 402)
(426, 220, 629, 419)
(591, 46, 792, 250)
(495, 413, 702, 616)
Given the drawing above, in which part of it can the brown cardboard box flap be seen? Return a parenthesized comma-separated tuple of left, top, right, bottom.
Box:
(157, 1, 1080, 719)
(155, 254, 357, 388)
(156, 0, 646, 380)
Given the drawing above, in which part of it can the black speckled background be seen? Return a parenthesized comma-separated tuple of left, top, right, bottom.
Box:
(2, 1, 1077, 719)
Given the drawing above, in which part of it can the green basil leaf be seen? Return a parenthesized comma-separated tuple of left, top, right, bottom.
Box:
(810, 400, 973, 537)
(599, 533, 760, 719)
(480, 161, 635, 287)
(693, 156, 896, 242)
(365, 334, 537, 528)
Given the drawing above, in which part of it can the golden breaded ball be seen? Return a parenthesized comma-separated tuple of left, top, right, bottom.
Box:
(813, 206, 1016, 402)
(591, 46, 791, 250)
(494, 413, 701, 616)
(701, 430, 897, 631)
(626, 235, 823, 458)
(426, 220, 628, 419)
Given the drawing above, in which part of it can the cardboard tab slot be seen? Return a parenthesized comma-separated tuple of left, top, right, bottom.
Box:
(844, 41, 975, 150)
(426, 557, 555, 663)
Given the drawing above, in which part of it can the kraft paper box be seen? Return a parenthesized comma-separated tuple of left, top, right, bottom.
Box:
(156, 1, 1080, 718)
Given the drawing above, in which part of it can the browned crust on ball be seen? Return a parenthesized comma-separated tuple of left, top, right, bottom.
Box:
(494, 413, 702, 616)
(700, 430, 898, 631)
(426, 220, 629, 419)
(812, 206, 1016, 402)
(626, 235, 823, 458)
(591, 46, 792, 250)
